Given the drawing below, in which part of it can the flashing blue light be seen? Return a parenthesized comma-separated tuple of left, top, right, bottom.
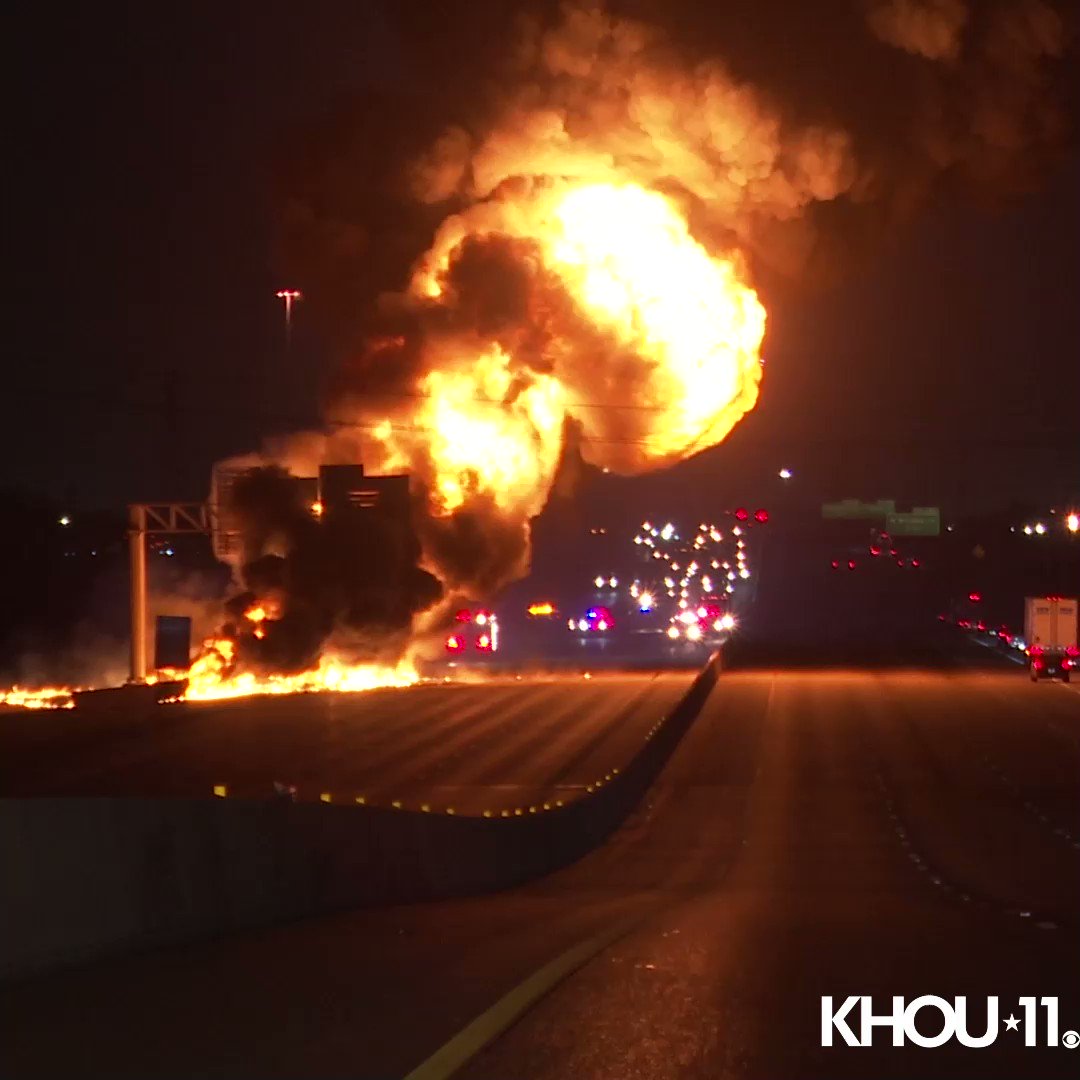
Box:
(639, 602, 653, 613)
(586, 608, 598, 618)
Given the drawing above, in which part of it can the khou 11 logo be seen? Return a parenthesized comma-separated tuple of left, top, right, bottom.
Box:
(821, 996, 1080, 1049)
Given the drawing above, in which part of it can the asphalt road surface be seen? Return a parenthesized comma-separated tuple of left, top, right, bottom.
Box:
(3, 641, 1079, 1079)
(0, 672, 695, 811)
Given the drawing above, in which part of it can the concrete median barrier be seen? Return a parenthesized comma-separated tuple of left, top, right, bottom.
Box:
(0, 654, 720, 982)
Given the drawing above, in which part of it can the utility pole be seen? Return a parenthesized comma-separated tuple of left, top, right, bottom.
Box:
(128, 505, 148, 682)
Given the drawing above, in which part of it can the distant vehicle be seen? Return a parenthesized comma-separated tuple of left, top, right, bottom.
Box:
(666, 601, 735, 643)
(445, 608, 499, 656)
(1024, 596, 1077, 683)
(567, 606, 615, 639)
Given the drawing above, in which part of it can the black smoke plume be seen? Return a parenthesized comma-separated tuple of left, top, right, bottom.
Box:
(222, 466, 440, 672)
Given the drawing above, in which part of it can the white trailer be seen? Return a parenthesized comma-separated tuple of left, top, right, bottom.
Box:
(1024, 596, 1078, 683)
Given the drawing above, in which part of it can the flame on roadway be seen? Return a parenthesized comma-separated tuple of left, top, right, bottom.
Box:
(167, 639, 419, 702)
(1, 686, 77, 710)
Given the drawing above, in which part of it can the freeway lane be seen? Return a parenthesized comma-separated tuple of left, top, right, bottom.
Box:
(3, 657, 1079, 1078)
(0, 672, 694, 811)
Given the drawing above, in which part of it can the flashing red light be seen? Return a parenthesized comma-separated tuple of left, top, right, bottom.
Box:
(968, 592, 981, 603)
(869, 546, 881, 557)
(890, 548, 899, 557)
(476, 634, 492, 652)
(1030, 643, 1044, 655)
(1063, 658, 1073, 671)
(1065, 645, 1080, 658)
(911, 559, 920, 568)
(937, 613, 946, 621)
(754, 508, 769, 524)
(734, 507, 749, 522)
(977, 621, 986, 631)
(831, 560, 840, 570)
(896, 558, 905, 567)
(1032, 658, 1045, 671)
(847, 559, 856, 570)
(454, 609, 472, 622)
(445, 634, 464, 652)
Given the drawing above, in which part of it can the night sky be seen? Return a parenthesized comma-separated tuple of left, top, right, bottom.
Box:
(8, 1, 1078, 514)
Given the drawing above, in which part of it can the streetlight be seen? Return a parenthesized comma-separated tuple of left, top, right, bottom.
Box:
(1067, 512, 1079, 534)
(778, 467, 793, 480)
(275, 289, 302, 344)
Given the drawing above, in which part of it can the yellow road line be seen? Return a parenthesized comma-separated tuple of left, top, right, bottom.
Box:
(401, 912, 645, 1080)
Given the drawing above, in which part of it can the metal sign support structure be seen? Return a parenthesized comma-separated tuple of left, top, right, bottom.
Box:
(128, 503, 210, 683)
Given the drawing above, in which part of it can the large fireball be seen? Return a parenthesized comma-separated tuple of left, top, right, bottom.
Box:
(376, 178, 765, 531)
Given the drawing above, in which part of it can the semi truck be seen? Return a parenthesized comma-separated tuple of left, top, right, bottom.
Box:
(1024, 596, 1078, 683)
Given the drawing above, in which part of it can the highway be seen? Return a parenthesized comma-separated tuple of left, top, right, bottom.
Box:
(0, 672, 694, 811)
(3, 637, 1078, 1078)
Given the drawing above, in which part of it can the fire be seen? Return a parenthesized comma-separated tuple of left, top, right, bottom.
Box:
(548, 183, 765, 464)
(382, 179, 764, 524)
(418, 345, 566, 516)
(183, 6, 775, 694)
(1, 685, 75, 710)
(175, 638, 418, 702)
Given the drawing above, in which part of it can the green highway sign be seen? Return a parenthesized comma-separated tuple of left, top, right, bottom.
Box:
(885, 508, 940, 536)
(821, 499, 896, 520)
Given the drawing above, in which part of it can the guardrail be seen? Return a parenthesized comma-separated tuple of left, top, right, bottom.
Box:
(0, 652, 721, 982)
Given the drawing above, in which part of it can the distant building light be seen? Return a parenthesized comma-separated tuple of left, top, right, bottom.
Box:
(58, 515, 71, 526)
(1034, 522, 1047, 535)
(778, 468, 793, 480)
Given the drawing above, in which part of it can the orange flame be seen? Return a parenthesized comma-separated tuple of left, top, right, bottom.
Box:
(1, 685, 75, 710)
(176, 638, 418, 702)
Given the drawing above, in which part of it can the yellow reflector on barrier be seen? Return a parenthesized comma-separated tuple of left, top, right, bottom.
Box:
(212, 784, 227, 798)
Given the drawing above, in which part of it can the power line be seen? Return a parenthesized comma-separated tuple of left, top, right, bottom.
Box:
(8, 382, 1077, 451)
